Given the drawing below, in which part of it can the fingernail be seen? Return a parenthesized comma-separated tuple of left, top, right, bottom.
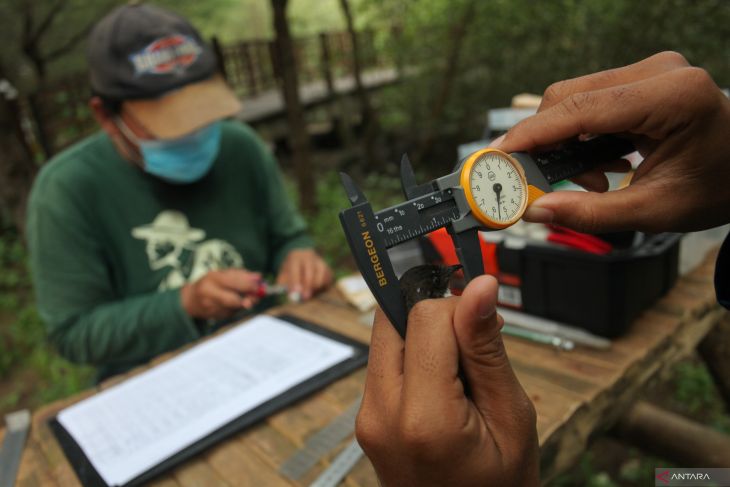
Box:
(490, 134, 506, 148)
(523, 206, 554, 224)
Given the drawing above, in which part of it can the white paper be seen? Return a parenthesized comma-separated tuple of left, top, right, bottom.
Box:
(336, 275, 376, 311)
(57, 315, 356, 486)
(338, 275, 369, 294)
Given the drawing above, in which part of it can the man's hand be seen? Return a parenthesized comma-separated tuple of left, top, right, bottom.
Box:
(181, 269, 261, 320)
(276, 248, 333, 301)
(356, 275, 539, 487)
(497, 51, 730, 234)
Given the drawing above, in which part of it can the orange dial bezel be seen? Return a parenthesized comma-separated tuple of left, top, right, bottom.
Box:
(459, 148, 529, 229)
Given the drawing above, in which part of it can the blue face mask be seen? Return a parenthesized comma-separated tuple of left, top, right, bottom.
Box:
(116, 119, 222, 184)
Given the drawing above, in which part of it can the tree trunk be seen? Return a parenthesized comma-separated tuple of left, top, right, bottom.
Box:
(24, 45, 47, 85)
(271, 0, 317, 214)
(319, 33, 353, 150)
(0, 95, 38, 235)
(338, 0, 382, 169)
(414, 0, 477, 163)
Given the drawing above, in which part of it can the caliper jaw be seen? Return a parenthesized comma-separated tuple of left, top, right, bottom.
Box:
(446, 225, 484, 282)
(435, 168, 489, 283)
(400, 154, 437, 199)
(339, 172, 408, 337)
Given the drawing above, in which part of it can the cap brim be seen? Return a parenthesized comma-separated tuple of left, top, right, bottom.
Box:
(125, 75, 242, 139)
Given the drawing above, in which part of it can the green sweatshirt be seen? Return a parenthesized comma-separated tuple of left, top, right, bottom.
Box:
(27, 120, 312, 380)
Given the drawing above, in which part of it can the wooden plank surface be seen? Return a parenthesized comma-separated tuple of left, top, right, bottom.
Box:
(15, 440, 59, 487)
(10, 248, 727, 486)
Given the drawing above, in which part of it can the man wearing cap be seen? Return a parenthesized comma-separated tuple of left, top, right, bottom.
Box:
(26, 3, 332, 380)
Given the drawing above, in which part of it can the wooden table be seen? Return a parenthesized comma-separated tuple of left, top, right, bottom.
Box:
(5, 249, 728, 487)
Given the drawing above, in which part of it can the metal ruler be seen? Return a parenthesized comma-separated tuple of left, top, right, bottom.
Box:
(373, 189, 460, 248)
(279, 399, 360, 481)
(308, 439, 364, 487)
(0, 410, 31, 487)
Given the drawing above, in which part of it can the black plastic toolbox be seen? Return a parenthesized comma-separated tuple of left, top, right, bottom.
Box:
(494, 233, 681, 337)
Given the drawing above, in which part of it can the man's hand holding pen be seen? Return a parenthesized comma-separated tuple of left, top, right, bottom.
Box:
(181, 269, 263, 320)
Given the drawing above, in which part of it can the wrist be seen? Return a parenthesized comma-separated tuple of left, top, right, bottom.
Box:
(180, 284, 196, 318)
(180, 286, 212, 334)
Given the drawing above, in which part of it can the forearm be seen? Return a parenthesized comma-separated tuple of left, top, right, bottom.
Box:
(46, 289, 199, 367)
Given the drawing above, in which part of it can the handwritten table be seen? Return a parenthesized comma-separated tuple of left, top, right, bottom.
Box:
(6, 249, 728, 486)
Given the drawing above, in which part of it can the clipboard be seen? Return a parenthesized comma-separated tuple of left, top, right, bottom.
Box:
(49, 314, 369, 487)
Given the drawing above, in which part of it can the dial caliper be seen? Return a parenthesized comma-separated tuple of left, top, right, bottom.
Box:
(339, 135, 635, 338)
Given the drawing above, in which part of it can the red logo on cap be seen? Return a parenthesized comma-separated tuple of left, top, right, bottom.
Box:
(130, 34, 202, 75)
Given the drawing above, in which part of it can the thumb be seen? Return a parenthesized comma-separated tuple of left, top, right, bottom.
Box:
(453, 276, 527, 418)
(454, 276, 538, 463)
(522, 186, 653, 234)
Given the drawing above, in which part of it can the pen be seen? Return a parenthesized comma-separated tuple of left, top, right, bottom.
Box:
(253, 280, 302, 303)
(498, 307, 611, 350)
(502, 324, 575, 351)
(254, 281, 288, 298)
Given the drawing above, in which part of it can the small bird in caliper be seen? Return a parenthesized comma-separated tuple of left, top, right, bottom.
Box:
(399, 264, 463, 312)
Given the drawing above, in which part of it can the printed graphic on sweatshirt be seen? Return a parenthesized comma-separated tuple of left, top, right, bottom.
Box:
(132, 210, 243, 290)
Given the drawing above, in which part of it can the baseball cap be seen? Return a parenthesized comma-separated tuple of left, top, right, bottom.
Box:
(87, 2, 242, 139)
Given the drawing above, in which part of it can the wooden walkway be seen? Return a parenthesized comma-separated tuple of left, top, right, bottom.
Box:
(238, 68, 399, 124)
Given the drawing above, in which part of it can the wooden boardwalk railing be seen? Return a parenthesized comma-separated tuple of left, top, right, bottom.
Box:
(19, 30, 394, 159)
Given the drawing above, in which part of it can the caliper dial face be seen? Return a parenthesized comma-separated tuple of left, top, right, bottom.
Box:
(460, 149, 528, 229)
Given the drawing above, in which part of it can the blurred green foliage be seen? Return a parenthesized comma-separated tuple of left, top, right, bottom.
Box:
(0, 229, 93, 415)
(0, 0, 358, 89)
(670, 359, 730, 434)
(365, 0, 730, 150)
(673, 360, 717, 413)
(551, 452, 621, 487)
(288, 168, 404, 276)
(9, 0, 725, 99)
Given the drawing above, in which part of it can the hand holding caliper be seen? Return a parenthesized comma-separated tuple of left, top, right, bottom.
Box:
(339, 135, 635, 337)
